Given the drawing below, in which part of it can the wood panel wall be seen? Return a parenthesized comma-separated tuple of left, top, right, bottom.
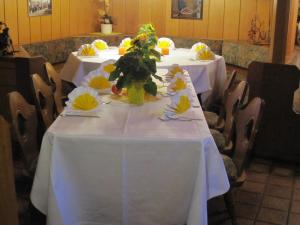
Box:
(0, 0, 97, 46)
(110, 0, 274, 41)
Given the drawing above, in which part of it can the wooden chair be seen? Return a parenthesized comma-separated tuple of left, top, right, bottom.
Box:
(0, 116, 19, 225)
(210, 80, 248, 153)
(8, 91, 39, 176)
(221, 97, 265, 225)
(44, 62, 64, 114)
(204, 70, 237, 129)
(31, 73, 55, 129)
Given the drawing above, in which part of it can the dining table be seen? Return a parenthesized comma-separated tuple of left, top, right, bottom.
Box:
(59, 47, 227, 109)
(31, 68, 230, 225)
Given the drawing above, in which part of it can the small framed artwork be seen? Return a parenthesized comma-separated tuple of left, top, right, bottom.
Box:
(28, 0, 52, 16)
(171, 0, 203, 20)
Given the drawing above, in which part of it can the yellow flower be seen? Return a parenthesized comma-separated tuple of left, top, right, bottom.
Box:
(72, 93, 99, 111)
(88, 76, 111, 89)
(174, 95, 191, 114)
(137, 33, 148, 42)
(172, 78, 187, 92)
(197, 49, 215, 60)
(103, 64, 116, 73)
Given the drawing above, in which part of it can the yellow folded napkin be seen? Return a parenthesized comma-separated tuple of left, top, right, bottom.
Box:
(65, 87, 102, 115)
(196, 48, 215, 60)
(157, 37, 175, 49)
(92, 39, 109, 51)
(120, 38, 132, 50)
(191, 42, 209, 53)
(78, 44, 98, 57)
(167, 73, 188, 93)
(165, 64, 185, 81)
(169, 89, 192, 114)
(82, 68, 112, 94)
(100, 59, 117, 74)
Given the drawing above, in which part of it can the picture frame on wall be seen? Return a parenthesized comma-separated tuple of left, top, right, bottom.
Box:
(28, 0, 52, 16)
(171, 0, 203, 20)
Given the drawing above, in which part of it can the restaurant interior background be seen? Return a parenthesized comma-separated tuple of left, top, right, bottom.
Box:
(1, 1, 300, 225)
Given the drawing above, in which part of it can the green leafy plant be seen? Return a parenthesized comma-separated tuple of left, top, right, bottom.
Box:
(109, 24, 162, 96)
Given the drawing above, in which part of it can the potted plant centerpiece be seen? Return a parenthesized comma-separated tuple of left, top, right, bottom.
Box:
(98, 0, 113, 34)
(109, 24, 162, 105)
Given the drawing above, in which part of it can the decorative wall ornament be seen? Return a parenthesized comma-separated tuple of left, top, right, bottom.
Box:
(171, 0, 203, 20)
(28, 0, 52, 16)
(248, 15, 270, 45)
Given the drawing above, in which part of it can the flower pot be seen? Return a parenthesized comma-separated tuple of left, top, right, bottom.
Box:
(101, 24, 112, 35)
(127, 82, 145, 105)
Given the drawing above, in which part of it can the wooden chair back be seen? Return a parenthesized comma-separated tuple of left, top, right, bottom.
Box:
(0, 116, 19, 225)
(8, 91, 39, 173)
(223, 81, 248, 142)
(223, 70, 237, 102)
(44, 62, 64, 114)
(31, 73, 54, 129)
(233, 97, 265, 176)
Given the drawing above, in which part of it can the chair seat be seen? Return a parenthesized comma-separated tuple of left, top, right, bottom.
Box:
(222, 154, 237, 180)
(210, 128, 226, 149)
(204, 111, 218, 128)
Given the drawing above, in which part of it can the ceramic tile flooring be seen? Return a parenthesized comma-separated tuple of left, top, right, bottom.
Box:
(208, 158, 300, 225)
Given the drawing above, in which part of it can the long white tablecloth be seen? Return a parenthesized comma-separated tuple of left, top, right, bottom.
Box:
(31, 70, 229, 225)
(59, 48, 227, 108)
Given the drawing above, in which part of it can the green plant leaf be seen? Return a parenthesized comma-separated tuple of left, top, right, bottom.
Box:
(109, 69, 121, 81)
(144, 80, 157, 96)
(152, 74, 162, 81)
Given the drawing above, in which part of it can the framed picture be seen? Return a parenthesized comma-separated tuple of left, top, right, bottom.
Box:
(28, 0, 52, 16)
(171, 0, 203, 20)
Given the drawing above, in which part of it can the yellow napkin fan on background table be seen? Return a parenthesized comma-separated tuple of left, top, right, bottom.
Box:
(191, 42, 209, 53)
(92, 39, 109, 51)
(157, 37, 175, 49)
(77, 44, 98, 57)
(196, 48, 215, 60)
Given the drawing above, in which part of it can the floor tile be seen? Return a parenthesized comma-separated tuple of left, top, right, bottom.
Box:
(235, 203, 258, 220)
(262, 196, 290, 211)
(272, 165, 295, 177)
(257, 208, 288, 225)
(247, 172, 269, 183)
(294, 177, 300, 189)
(293, 189, 300, 201)
(235, 190, 262, 206)
(288, 213, 300, 225)
(239, 181, 266, 194)
(268, 176, 293, 187)
(255, 222, 275, 225)
(249, 163, 271, 174)
(291, 201, 300, 213)
(237, 218, 254, 225)
(265, 185, 292, 199)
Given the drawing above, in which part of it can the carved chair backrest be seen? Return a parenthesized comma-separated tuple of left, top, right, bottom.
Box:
(233, 97, 265, 176)
(31, 73, 54, 129)
(45, 62, 63, 114)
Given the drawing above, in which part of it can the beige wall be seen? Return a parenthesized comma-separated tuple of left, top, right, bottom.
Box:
(110, 0, 274, 41)
(0, 0, 98, 46)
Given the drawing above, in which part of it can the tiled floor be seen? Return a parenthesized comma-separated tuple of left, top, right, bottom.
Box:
(208, 158, 300, 225)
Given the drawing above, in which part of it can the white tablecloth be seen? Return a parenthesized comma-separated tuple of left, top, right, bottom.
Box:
(60, 48, 227, 108)
(31, 72, 230, 225)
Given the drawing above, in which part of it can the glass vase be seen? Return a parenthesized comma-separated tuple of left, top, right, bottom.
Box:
(127, 82, 145, 105)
